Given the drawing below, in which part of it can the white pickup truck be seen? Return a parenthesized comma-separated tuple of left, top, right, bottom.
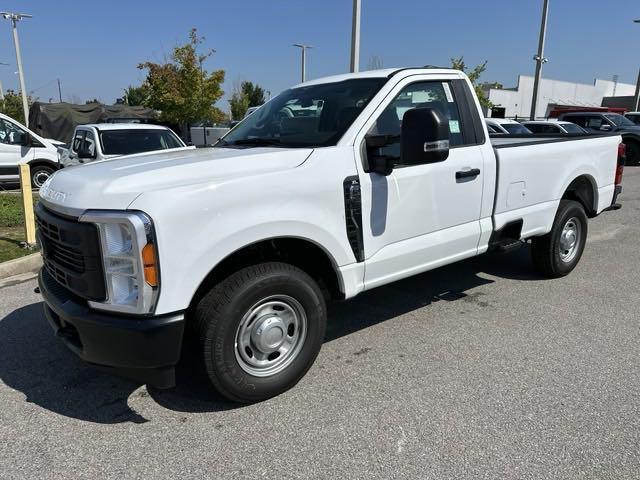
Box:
(36, 68, 624, 403)
(60, 123, 189, 167)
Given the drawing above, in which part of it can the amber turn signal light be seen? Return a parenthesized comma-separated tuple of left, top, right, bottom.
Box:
(142, 243, 158, 287)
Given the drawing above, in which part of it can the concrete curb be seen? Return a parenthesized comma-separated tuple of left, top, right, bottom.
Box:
(0, 253, 42, 280)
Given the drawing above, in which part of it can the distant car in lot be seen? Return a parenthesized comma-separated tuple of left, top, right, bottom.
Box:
(521, 120, 587, 135)
(625, 112, 640, 126)
(558, 112, 640, 165)
(0, 112, 61, 188)
(61, 123, 192, 167)
(485, 118, 533, 135)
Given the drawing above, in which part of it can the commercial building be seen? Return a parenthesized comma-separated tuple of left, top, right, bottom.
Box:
(484, 75, 637, 119)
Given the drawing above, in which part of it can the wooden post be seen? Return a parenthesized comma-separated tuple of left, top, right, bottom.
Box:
(19, 164, 36, 246)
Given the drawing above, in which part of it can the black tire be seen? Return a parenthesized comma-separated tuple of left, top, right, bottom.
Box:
(30, 164, 55, 189)
(194, 262, 326, 403)
(531, 199, 588, 278)
(625, 140, 640, 166)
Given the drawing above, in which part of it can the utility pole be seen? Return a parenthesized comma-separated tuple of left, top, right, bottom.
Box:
(57, 78, 62, 103)
(350, 0, 361, 73)
(634, 20, 640, 112)
(530, 0, 549, 120)
(0, 62, 8, 107)
(1, 12, 32, 126)
(293, 44, 312, 83)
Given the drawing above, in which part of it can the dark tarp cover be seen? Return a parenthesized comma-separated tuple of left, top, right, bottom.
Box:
(28, 102, 158, 143)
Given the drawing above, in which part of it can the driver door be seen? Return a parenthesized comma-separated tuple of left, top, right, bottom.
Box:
(355, 76, 487, 289)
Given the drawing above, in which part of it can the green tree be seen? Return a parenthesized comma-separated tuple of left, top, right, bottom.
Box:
(138, 28, 225, 124)
(241, 81, 265, 107)
(123, 84, 149, 106)
(229, 80, 266, 120)
(0, 90, 33, 124)
(229, 90, 249, 120)
(450, 56, 493, 109)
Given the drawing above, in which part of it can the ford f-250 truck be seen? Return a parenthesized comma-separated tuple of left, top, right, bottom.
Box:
(35, 68, 625, 403)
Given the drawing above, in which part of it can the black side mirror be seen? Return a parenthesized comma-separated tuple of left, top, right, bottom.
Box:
(401, 107, 450, 165)
(77, 147, 95, 159)
(364, 134, 399, 175)
(21, 132, 32, 146)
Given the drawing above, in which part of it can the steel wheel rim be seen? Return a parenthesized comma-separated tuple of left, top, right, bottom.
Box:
(33, 170, 50, 188)
(559, 216, 581, 263)
(234, 295, 307, 377)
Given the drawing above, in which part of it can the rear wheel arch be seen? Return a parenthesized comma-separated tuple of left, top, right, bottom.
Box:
(561, 174, 597, 218)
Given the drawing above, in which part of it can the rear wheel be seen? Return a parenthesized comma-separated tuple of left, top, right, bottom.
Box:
(194, 262, 326, 403)
(531, 200, 588, 278)
(625, 140, 640, 166)
(30, 164, 55, 189)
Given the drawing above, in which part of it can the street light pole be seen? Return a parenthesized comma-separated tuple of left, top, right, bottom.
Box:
(293, 44, 312, 83)
(350, 0, 361, 73)
(530, 0, 550, 120)
(0, 62, 8, 107)
(634, 20, 640, 112)
(1, 12, 32, 126)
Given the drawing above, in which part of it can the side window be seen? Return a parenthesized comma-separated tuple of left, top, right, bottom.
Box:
(0, 119, 27, 145)
(83, 130, 96, 156)
(71, 130, 85, 153)
(585, 116, 605, 129)
(369, 81, 467, 161)
(567, 116, 586, 127)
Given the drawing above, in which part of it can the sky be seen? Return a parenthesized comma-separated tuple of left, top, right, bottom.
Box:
(0, 0, 638, 112)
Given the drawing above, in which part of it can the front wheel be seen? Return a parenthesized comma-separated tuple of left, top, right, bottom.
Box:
(531, 199, 588, 278)
(194, 262, 327, 403)
(30, 164, 55, 189)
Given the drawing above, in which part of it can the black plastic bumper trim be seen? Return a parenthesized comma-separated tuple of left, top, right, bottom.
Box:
(38, 268, 185, 388)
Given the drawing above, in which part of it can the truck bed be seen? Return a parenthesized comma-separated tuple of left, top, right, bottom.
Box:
(488, 133, 620, 241)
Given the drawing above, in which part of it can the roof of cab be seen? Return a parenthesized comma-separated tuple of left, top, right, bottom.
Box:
(485, 118, 522, 125)
(76, 123, 169, 131)
(291, 67, 463, 88)
(522, 120, 575, 125)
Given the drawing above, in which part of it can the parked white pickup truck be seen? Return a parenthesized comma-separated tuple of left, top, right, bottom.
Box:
(36, 67, 624, 403)
(61, 123, 189, 167)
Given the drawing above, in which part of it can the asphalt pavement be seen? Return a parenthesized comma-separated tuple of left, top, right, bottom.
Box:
(1, 167, 639, 479)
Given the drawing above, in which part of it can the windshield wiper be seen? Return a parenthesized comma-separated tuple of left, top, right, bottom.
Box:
(223, 137, 285, 147)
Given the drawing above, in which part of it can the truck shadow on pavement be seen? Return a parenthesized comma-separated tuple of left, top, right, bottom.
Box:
(0, 248, 541, 423)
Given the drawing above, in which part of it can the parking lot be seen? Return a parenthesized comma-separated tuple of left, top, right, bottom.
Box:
(0, 167, 638, 479)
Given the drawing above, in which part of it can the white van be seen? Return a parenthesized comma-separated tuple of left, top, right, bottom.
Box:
(0, 113, 61, 188)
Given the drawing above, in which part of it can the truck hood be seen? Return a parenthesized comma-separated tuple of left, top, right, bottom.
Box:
(39, 146, 313, 212)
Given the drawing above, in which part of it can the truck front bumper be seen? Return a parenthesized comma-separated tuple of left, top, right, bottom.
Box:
(38, 268, 185, 388)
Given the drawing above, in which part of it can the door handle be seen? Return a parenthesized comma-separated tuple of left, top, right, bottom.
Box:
(455, 168, 481, 180)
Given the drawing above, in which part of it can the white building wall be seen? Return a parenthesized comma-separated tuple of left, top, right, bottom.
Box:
(487, 75, 636, 118)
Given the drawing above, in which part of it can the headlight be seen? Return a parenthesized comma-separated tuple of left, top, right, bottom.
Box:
(79, 210, 159, 314)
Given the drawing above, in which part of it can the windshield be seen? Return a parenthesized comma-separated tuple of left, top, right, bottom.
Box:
(561, 123, 585, 134)
(100, 129, 184, 155)
(219, 78, 387, 148)
(627, 114, 640, 125)
(604, 114, 636, 127)
(502, 123, 532, 134)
